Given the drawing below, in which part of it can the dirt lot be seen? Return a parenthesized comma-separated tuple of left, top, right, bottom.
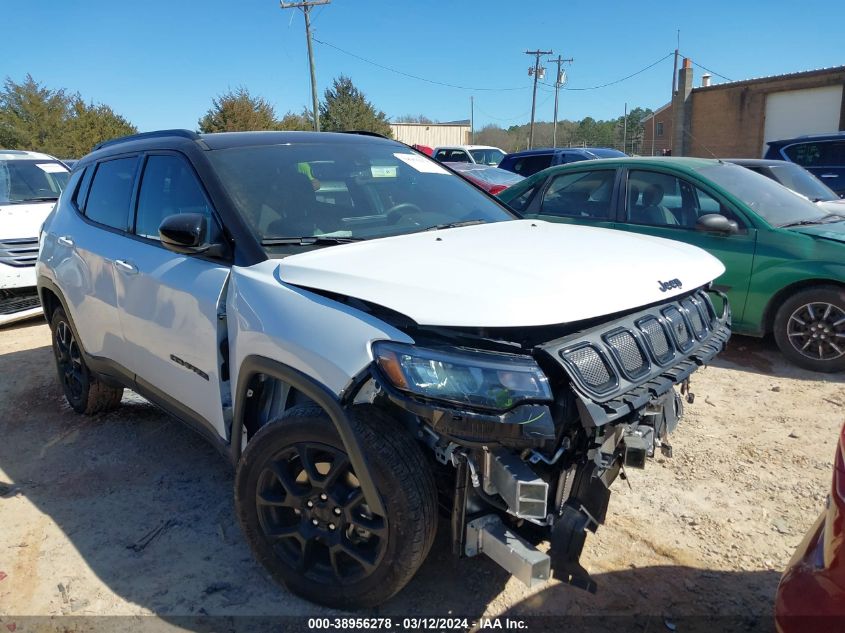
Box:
(0, 320, 843, 631)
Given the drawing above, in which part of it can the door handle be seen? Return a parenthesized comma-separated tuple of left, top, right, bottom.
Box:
(820, 173, 838, 178)
(57, 235, 74, 247)
(113, 259, 138, 274)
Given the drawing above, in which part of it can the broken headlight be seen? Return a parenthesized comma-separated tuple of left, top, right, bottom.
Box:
(372, 341, 552, 412)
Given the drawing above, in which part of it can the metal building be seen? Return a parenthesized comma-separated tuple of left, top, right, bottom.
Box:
(389, 120, 470, 147)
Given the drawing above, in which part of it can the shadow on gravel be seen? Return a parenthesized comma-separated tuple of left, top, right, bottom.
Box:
(712, 335, 845, 383)
(0, 326, 788, 630)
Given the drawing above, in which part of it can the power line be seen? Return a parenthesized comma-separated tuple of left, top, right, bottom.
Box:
(312, 36, 534, 91)
(525, 49, 554, 148)
(681, 55, 733, 82)
(540, 52, 674, 91)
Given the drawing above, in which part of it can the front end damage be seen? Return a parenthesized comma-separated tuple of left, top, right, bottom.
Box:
(347, 287, 730, 592)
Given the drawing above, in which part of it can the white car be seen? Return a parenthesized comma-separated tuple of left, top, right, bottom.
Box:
(38, 130, 729, 609)
(432, 144, 506, 166)
(0, 150, 69, 326)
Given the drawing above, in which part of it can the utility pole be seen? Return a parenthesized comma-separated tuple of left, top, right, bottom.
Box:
(280, 0, 330, 132)
(470, 95, 474, 144)
(546, 54, 573, 148)
(525, 49, 553, 149)
(623, 102, 628, 154)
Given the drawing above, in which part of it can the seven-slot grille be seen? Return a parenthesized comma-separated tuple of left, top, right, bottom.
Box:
(0, 238, 39, 267)
(556, 290, 721, 397)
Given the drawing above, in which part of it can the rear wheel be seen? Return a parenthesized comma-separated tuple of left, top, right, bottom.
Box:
(50, 307, 123, 414)
(773, 286, 845, 373)
(235, 404, 437, 609)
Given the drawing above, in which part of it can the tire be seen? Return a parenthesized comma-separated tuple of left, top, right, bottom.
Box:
(235, 404, 437, 609)
(50, 307, 124, 414)
(773, 285, 845, 373)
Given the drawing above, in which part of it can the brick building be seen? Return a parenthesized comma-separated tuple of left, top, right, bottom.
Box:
(640, 61, 845, 158)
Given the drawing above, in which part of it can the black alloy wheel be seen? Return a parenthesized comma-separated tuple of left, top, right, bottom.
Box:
(255, 441, 388, 584)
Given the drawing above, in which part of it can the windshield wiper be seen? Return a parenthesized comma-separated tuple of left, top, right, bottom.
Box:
(261, 236, 362, 246)
(780, 214, 844, 228)
(6, 196, 59, 204)
(421, 219, 487, 232)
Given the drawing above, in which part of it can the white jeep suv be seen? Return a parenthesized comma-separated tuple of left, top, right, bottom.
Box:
(37, 129, 730, 609)
(1, 150, 69, 325)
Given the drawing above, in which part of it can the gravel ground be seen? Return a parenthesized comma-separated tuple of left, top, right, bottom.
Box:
(0, 320, 842, 632)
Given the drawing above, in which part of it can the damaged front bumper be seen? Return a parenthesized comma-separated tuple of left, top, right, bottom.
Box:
(359, 288, 731, 592)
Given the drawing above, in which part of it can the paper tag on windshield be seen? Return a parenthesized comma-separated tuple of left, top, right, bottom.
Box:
(393, 153, 449, 174)
(36, 162, 67, 173)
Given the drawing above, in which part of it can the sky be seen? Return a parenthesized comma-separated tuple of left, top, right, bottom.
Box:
(4, 0, 844, 133)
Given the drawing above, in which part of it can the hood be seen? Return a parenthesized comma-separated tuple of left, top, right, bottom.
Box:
(277, 220, 725, 328)
(790, 219, 845, 244)
(0, 202, 55, 240)
(817, 199, 845, 216)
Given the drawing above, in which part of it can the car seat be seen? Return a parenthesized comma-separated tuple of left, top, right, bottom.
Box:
(634, 184, 678, 225)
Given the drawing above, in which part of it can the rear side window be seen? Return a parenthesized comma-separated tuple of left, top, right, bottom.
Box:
(84, 157, 139, 230)
(539, 170, 616, 219)
(512, 154, 553, 177)
(784, 141, 845, 167)
(134, 155, 215, 241)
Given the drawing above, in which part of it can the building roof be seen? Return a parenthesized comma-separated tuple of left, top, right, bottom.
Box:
(641, 102, 672, 123)
(390, 120, 470, 127)
(692, 65, 845, 92)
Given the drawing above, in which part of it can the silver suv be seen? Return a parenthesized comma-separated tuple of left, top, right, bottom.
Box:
(37, 129, 730, 609)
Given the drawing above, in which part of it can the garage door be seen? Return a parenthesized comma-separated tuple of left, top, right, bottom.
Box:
(763, 85, 843, 155)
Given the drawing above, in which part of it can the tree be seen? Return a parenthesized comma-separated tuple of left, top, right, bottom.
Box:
(278, 108, 313, 131)
(198, 87, 281, 133)
(394, 114, 435, 124)
(0, 75, 136, 157)
(319, 76, 391, 136)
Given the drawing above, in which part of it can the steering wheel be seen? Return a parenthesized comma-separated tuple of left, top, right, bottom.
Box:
(386, 202, 424, 225)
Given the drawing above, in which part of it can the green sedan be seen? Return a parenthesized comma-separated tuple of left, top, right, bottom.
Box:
(498, 157, 845, 372)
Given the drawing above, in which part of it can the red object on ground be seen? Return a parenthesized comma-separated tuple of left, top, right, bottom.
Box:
(0, 571, 6, 581)
(775, 422, 845, 632)
(7, 623, 17, 632)
(411, 144, 433, 156)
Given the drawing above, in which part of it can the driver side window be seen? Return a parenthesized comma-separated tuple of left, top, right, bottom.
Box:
(626, 170, 743, 229)
(134, 155, 220, 242)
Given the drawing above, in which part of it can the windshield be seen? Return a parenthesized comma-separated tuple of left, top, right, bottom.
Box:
(697, 162, 828, 227)
(0, 159, 69, 205)
(765, 163, 839, 202)
(208, 141, 516, 252)
(469, 148, 505, 166)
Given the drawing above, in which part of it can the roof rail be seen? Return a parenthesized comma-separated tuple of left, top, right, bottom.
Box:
(340, 130, 390, 140)
(93, 129, 200, 152)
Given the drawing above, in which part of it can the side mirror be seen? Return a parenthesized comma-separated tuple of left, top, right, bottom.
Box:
(159, 213, 226, 256)
(696, 213, 738, 234)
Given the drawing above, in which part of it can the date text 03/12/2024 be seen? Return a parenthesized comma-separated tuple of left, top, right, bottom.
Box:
(307, 617, 529, 630)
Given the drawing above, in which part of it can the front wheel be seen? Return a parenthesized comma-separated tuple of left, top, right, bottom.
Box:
(50, 307, 124, 414)
(234, 404, 437, 609)
(773, 286, 845, 373)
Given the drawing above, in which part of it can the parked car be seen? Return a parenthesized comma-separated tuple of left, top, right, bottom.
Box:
(775, 421, 845, 632)
(0, 149, 70, 326)
(499, 147, 627, 178)
(765, 132, 845, 197)
(432, 144, 506, 166)
(411, 144, 433, 157)
(727, 158, 845, 216)
(498, 156, 845, 372)
(444, 162, 524, 195)
(37, 129, 729, 608)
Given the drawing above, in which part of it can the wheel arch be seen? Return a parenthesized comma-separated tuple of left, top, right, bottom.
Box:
(762, 278, 845, 335)
(232, 355, 386, 516)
